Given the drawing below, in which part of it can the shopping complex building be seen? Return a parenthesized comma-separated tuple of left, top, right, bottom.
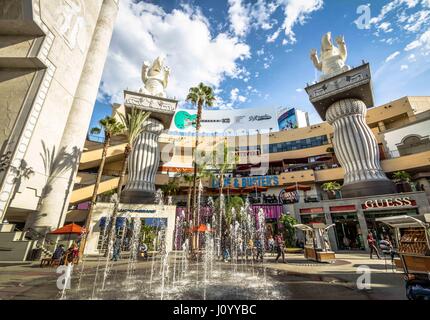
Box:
(4, 91, 430, 257)
(1, 1, 430, 260)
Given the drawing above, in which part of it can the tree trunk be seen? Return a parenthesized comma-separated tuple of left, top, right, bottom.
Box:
(79, 134, 111, 257)
(104, 144, 130, 256)
(218, 175, 224, 259)
(190, 101, 203, 252)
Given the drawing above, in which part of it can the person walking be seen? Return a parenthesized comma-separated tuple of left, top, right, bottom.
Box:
(112, 237, 122, 261)
(246, 239, 254, 261)
(255, 239, 264, 261)
(367, 232, 381, 259)
(275, 234, 286, 263)
(268, 235, 275, 256)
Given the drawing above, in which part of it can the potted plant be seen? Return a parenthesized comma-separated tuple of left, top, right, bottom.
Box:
(321, 182, 341, 200)
(392, 171, 412, 193)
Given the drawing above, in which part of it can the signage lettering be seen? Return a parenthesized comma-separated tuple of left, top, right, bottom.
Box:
(362, 197, 414, 209)
(212, 175, 280, 188)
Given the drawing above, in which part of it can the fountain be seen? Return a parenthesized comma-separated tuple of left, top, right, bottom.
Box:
(59, 57, 291, 300)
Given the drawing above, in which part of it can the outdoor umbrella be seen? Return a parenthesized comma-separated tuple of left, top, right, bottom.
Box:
(50, 223, 84, 235)
(50, 223, 84, 242)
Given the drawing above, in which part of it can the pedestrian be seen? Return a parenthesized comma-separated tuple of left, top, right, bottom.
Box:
(275, 234, 286, 263)
(255, 239, 264, 261)
(380, 235, 395, 261)
(246, 239, 254, 260)
(367, 232, 381, 259)
(268, 235, 275, 256)
(112, 237, 122, 261)
(52, 244, 65, 263)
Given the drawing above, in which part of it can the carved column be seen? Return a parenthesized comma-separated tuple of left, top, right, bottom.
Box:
(121, 118, 164, 203)
(25, 0, 119, 232)
(326, 98, 395, 197)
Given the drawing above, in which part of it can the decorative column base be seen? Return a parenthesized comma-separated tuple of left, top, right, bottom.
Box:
(326, 98, 396, 198)
(120, 117, 163, 204)
(341, 180, 396, 199)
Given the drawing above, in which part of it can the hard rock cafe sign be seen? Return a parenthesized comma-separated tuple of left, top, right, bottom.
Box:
(362, 197, 414, 209)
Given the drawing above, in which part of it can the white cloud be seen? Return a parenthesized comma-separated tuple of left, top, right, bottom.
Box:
(385, 51, 401, 62)
(400, 64, 409, 70)
(228, 88, 247, 107)
(268, 0, 324, 44)
(251, 0, 279, 30)
(405, 29, 430, 51)
(99, 1, 250, 103)
(296, 88, 303, 92)
(228, 0, 250, 38)
(404, 10, 430, 32)
(378, 22, 393, 32)
(408, 53, 417, 61)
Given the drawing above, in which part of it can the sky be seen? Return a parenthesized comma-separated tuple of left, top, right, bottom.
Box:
(89, 0, 430, 134)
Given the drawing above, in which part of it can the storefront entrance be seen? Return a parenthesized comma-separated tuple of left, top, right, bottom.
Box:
(365, 209, 419, 243)
(331, 213, 365, 250)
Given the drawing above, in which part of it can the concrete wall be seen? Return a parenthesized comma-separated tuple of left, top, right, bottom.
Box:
(0, 0, 105, 221)
(381, 118, 430, 154)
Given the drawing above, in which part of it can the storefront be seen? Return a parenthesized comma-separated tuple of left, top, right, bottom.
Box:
(329, 205, 364, 250)
(362, 197, 420, 244)
(294, 192, 429, 252)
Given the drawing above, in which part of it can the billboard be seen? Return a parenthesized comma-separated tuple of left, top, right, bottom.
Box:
(277, 108, 298, 131)
(170, 107, 279, 135)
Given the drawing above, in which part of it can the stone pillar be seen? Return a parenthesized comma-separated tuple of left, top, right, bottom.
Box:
(326, 98, 396, 198)
(25, 0, 119, 232)
(121, 118, 165, 204)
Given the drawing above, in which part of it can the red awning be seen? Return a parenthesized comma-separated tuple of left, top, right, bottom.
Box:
(50, 223, 84, 235)
(284, 184, 312, 192)
(188, 224, 213, 233)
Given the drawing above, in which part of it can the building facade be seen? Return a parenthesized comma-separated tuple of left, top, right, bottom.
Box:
(40, 95, 430, 253)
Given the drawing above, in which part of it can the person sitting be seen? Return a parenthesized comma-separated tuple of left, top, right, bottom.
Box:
(139, 242, 148, 260)
(51, 244, 65, 265)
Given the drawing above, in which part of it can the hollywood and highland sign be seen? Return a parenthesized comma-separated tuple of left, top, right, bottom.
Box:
(362, 197, 415, 209)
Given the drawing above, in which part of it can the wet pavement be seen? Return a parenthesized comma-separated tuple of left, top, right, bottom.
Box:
(0, 252, 405, 300)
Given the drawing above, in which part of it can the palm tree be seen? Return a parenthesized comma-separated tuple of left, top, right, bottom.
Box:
(79, 116, 125, 256)
(186, 82, 215, 250)
(105, 108, 151, 254)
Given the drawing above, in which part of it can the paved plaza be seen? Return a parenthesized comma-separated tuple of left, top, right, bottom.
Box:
(0, 252, 405, 300)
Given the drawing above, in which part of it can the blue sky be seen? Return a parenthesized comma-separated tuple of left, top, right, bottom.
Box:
(89, 0, 430, 134)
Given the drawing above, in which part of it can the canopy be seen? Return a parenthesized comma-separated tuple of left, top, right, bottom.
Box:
(293, 224, 313, 232)
(284, 184, 312, 192)
(376, 215, 429, 229)
(188, 224, 213, 233)
(50, 223, 83, 235)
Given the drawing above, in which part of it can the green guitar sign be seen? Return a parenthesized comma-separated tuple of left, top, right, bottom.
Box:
(174, 110, 197, 129)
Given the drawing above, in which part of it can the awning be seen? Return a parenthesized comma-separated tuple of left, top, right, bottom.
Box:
(50, 223, 83, 235)
(284, 184, 312, 192)
(376, 215, 429, 229)
(293, 224, 313, 232)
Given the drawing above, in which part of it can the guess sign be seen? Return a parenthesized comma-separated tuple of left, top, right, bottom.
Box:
(362, 197, 415, 209)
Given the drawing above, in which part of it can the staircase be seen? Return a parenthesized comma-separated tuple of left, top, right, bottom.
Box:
(0, 223, 35, 261)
